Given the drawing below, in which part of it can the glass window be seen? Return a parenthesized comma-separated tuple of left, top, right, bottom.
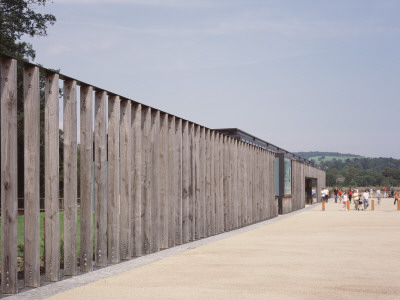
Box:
(274, 157, 280, 196)
(284, 158, 292, 195)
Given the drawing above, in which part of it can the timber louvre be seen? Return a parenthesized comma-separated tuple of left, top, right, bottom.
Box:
(0, 54, 324, 294)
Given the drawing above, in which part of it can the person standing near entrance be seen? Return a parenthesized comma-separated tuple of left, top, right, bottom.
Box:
(338, 189, 343, 203)
(394, 191, 399, 205)
(383, 187, 387, 198)
(334, 187, 338, 203)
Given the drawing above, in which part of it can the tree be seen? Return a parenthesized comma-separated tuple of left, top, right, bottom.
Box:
(1, 0, 56, 199)
(0, 0, 56, 60)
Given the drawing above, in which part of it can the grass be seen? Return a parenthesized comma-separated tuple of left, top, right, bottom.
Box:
(2, 210, 94, 258)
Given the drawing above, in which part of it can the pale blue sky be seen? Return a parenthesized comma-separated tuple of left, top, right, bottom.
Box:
(26, 0, 400, 158)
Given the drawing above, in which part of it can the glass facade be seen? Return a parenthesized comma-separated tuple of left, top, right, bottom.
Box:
(284, 158, 292, 195)
(274, 157, 280, 196)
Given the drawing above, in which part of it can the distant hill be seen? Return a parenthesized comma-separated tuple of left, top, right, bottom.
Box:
(294, 151, 362, 163)
(294, 152, 400, 187)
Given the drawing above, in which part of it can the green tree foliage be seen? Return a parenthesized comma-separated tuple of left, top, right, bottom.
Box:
(0, 0, 56, 60)
(1, 0, 56, 200)
(324, 157, 400, 187)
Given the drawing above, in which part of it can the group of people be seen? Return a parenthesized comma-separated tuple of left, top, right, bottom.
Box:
(323, 187, 399, 210)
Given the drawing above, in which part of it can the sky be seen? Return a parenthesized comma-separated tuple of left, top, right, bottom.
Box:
(24, 0, 400, 158)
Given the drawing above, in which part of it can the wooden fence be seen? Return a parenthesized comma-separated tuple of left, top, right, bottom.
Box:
(0, 56, 278, 294)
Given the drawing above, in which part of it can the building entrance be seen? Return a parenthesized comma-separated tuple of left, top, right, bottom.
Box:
(305, 178, 317, 205)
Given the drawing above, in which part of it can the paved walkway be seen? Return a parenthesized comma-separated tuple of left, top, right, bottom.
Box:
(9, 198, 400, 299)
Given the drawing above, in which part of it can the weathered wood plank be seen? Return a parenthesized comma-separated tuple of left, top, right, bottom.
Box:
(205, 129, 211, 236)
(194, 125, 201, 239)
(182, 120, 190, 243)
(223, 136, 229, 231)
(80, 85, 93, 273)
(160, 113, 169, 249)
(108, 95, 120, 264)
(175, 119, 182, 245)
(23, 65, 41, 287)
(210, 131, 215, 235)
(167, 116, 176, 247)
(199, 127, 206, 238)
(218, 134, 224, 233)
(120, 100, 131, 259)
(44, 72, 60, 282)
(1, 59, 18, 293)
(151, 110, 160, 252)
(94, 90, 107, 267)
(131, 103, 142, 257)
(189, 123, 195, 241)
(214, 132, 220, 233)
(63, 79, 78, 276)
(141, 107, 152, 254)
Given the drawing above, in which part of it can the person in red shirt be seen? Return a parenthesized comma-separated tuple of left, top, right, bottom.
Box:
(383, 187, 387, 198)
(394, 191, 399, 205)
(338, 189, 343, 203)
(348, 188, 353, 203)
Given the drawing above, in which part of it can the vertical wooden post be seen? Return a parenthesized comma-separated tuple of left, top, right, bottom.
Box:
(322, 200, 325, 211)
(1, 59, 18, 293)
(199, 127, 206, 238)
(242, 143, 248, 226)
(371, 199, 374, 211)
(194, 125, 201, 239)
(151, 110, 160, 252)
(223, 136, 230, 231)
(108, 95, 120, 264)
(182, 120, 190, 243)
(120, 99, 131, 259)
(132, 104, 142, 257)
(23, 65, 40, 287)
(210, 131, 216, 235)
(160, 113, 169, 249)
(232, 140, 239, 229)
(397, 200, 400, 211)
(214, 132, 220, 234)
(63, 79, 78, 276)
(175, 119, 183, 245)
(80, 85, 93, 273)
(141, 107, 152, 254)
(205, 129, 211, 236)
(218, 134, 224, 232)
(44, 72, 60, 282)
(94, 91, 107, 267)
(189, 123, 196, 241)
(168, 116, 176, 247)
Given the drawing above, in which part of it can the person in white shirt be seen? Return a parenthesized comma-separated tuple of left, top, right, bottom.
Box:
(363, 190, 369, 210)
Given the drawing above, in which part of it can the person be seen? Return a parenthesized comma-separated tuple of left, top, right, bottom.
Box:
(334, 187, 338, 203)
(323, 187, 329, 203)
(383, 187, 387, 198)
(394, 191, 399, 206)
(363, 189, 369, 210)
(348, 188, 353, 205)
(338, 189, 343, 203)
(353, 190, 359, 210)
(376, 189, 381, 205)
(342, 193, 348, 210)
(369, 188, 373, 198)
(320, 188, 326, 203)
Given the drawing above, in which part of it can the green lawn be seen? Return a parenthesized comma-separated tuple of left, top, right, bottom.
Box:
(1, 211, 94, 258)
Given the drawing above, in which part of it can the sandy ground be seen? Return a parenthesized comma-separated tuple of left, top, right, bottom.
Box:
(46, 198, 400, 300)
